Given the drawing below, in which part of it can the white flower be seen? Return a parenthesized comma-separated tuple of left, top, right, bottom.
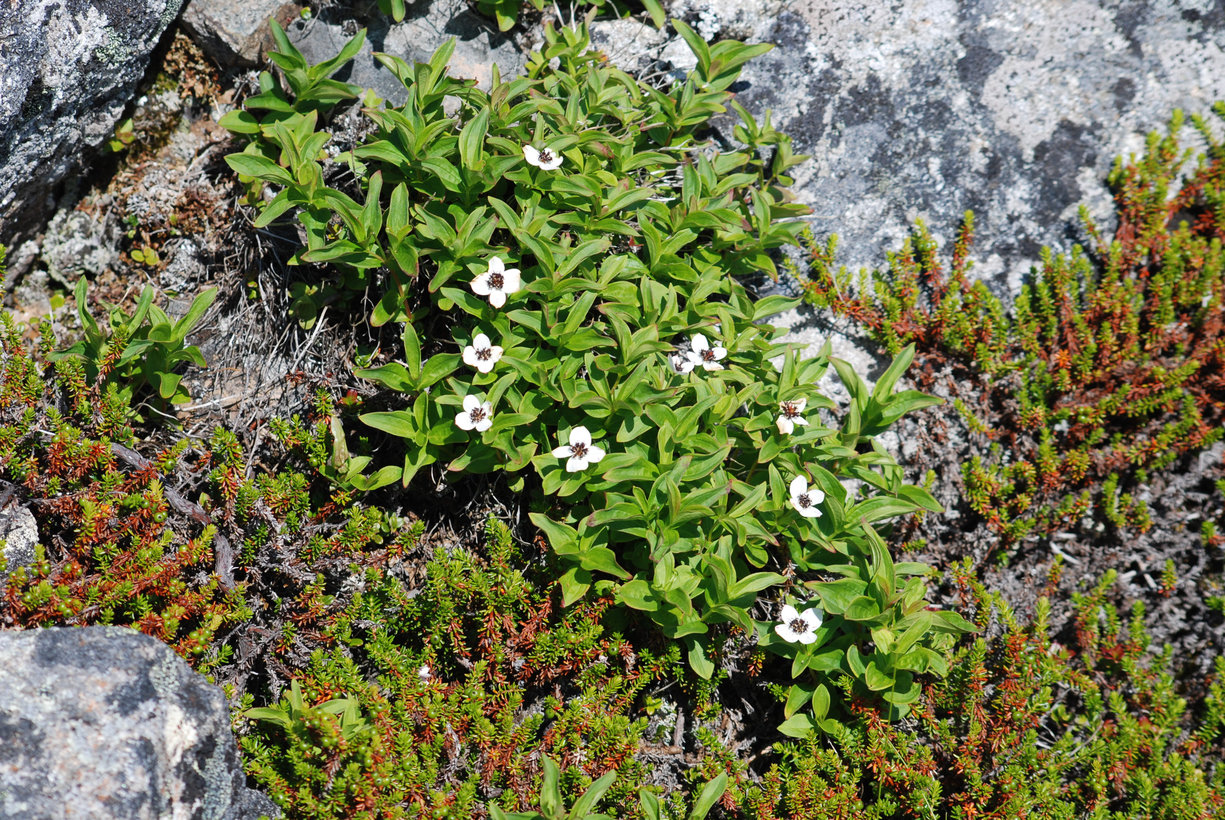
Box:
(776, 398, 809, 435)
(774, 604, 822, 645)
(686, 333, 727, 371)
(789, 475, 825, 519)
(455, 395, 493, 432)
(551, 425, 606, 472)
(523, 143, 563, 170)
(669, 353, 695, 375)
(462, 332, 503, 373)
(471, 257, 521, 308)
(417, 664, 431, 681)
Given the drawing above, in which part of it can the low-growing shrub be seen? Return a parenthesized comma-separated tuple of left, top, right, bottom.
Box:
(220, 18, 972, 730)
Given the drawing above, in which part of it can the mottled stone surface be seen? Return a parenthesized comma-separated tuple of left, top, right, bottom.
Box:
(0, 496, 38, 586)
(181, 0, 298, 67)
(0, 0, 185, 266)
(705, 0, 1225, 293)
(0, 627, 279, 820)
(287, 0, 526, 106)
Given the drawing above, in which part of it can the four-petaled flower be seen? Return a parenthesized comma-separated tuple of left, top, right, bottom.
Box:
(551, 425, 606, 472)
(471, 257, 521, 308)
(774, 604, 822, 644)
(455, 395, 494, 432)
(686, 333, 726, 371)
(776, 398, 809, 435)
(669, 353, 695, 375)
(463, 332, 503, 374)
(789, 475, 825, 518)
(523, 143, 563, 170)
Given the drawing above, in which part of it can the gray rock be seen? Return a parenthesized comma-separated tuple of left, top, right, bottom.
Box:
(0, 627, 280, 820)
(37, 207, 120, 288)
(286, 0, 526, 106)
(0, 496, 38, 586)
(712, 0, 1225, 295)
(181, 0, 298, 68)
(0, 0, 185, 267)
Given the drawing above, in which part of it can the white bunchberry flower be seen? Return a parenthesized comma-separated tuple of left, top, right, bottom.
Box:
(669, 353, 695, 375)
(462, 332, 503, 374)
(417, 664, 431, 681)
(455, 395, 493, 432)
(789, 475, 825, 519)
(471, 257, 521, 308)
(776, 398, 809, 435)
(551, 425, 606, 472)
(774, 604, 822, 644)
(523, 143, 563, 170)
(686, 333, 727, 371)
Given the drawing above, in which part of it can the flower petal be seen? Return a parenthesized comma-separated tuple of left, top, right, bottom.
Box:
(463, 346, 479, 367)
(500, 268, 522, 293)
(796, 630, 818, 645)
(793, 416, 809, 427)
(565, 455, 587, 472)
(711, 345, 727, 359)
(701, 360, 725, 371)
(470, 273, 492, 296)
(691, 333, 710, 353)
(475, 416, 493, 432)
(489, 345, 504, 361)
(568, 426, 592, 447)
(788, 475, 809, 498)
(473, 333, 491, 349)
(774, 624, 799, 643)
(797, 504, 822, 519)
(585, 445, 605, 464)
(522, 145, 541, 166)
(792, 398, 807, 413)
(808, 489, 826, 505)
(776, 416, 794, 435)
(489, 256, 505, 274)
(540, 154, 563, 170)
(463, 395, 481, 412)
(488, 289, 507, 308)
(551, 445, 574, 458)
(800, 608, 822, 631)
(455, 412, 475, 430)
(780, 604, 799, 623)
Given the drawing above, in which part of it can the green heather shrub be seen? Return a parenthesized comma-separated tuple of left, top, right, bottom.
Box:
(220, 19, 972, 728)
(799, 106, 1225, 545)
(735, 566, 1225, 819)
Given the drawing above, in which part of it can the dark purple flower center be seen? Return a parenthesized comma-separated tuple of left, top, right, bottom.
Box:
(476, 347, 492, 361)
(469, 407, 487, 423)
(570, 442, 588, 459)
(539, 148, 554, 163)
(782, 402, 801, 418)
(490, 273, 505, 289)
(796, 493, 812, 508)
(789, 618, 809, 634)
(702, 348, 717, 361)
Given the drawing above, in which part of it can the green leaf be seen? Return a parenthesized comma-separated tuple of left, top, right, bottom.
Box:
(777, 712, 817, 739)
(688, 772, 728, 820)
(360, 409, 419, 440)
(458, 105, 490, 170)
(579, 546, 630, 580)
(569, 771, 617, 818)
(843, 595, 883, 622)
(616, 580, 658, 611)
(688, 639, 715, 679)
(224, 153, 293, 186)
(810, 579, 866, 615)
(540, 757, 562, 818)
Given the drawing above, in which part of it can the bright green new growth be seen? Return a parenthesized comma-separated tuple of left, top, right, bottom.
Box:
(221, 18, 970, 730)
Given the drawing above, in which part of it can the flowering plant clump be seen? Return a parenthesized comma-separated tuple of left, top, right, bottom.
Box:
(222, 17, 971, 734)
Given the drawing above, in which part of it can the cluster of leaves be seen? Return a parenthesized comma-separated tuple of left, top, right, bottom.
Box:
(219, 18, 971, 729)
(799, 107, 1225, 546)
(733, 566, 1225, 819)
(47, 278, 216, 420)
